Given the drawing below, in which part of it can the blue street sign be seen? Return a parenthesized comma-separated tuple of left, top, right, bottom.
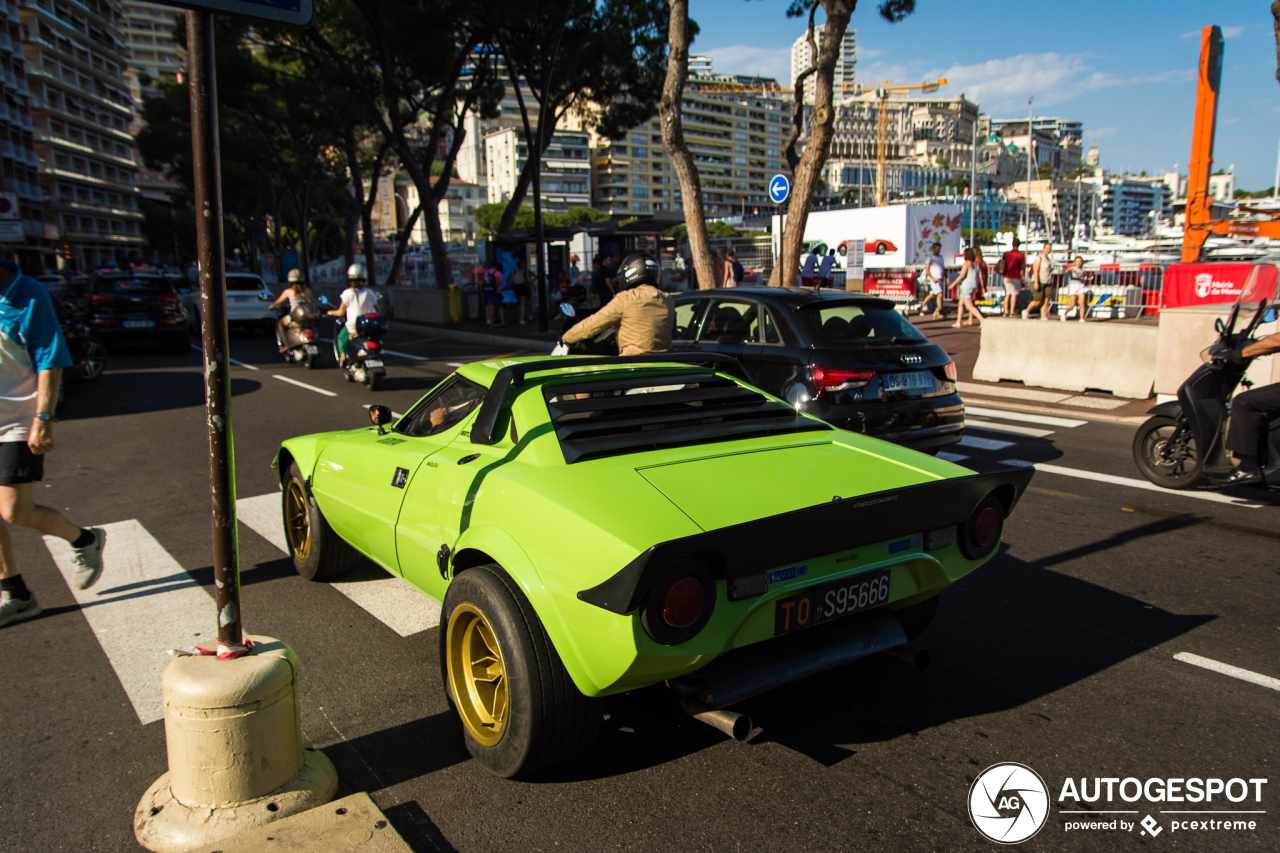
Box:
(165, 0, 312, 26)
(768, 174, 790, 205)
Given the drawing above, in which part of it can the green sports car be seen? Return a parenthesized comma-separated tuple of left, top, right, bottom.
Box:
(273, 354, 1031, 777)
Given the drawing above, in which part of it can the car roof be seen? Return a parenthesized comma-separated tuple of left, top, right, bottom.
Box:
(676, 286, 896, 309)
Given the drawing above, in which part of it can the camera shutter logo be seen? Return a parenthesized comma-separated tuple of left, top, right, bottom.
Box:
(968, 762, 1050, 844)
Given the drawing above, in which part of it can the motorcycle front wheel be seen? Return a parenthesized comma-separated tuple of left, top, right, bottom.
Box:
(1133, 415, 1202, 489)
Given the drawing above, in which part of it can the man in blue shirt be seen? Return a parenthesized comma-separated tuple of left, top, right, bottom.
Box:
(0, 261, 106, 628)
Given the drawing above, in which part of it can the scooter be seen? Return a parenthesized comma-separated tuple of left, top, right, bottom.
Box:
(58, 297, 107, 382)
(550, 303, 618, 356)
(278, 301, 323, 368)
(335, 312, 388, 391)
(1132, 269, 1279, 490)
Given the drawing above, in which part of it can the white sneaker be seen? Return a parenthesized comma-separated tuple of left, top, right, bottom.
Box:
(1079, 316, 1087, 323)
(70, 527, 106, 590)
(0, 591, 41, 628)
(1020, 309, 1030, 320)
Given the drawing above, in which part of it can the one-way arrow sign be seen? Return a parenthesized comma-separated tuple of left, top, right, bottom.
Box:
(768, 174, 790, 205)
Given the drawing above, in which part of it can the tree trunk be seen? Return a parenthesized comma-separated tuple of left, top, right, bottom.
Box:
(660, 0, 715, 291)
(423, 203, 449, 288)
(1274, 1, 1280, 86)
(776, 0, 851, 289)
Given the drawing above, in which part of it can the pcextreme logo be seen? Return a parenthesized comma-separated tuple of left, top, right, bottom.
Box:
(968, 764, 1269, 844)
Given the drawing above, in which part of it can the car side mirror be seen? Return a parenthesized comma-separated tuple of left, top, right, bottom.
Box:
(560, 303, 576, 318)
(369, 404, 392, 435)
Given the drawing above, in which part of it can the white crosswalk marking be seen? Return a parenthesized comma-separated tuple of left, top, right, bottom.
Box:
(1000, 460, 1267, 508)
(966, 419, 1055, 439)
(936, 451, 968, 463)
(44, 522, 213, 725)
(958, 435, 1016, 452)
(964, 406, 1087, 428)
(236, 493, 440, 636)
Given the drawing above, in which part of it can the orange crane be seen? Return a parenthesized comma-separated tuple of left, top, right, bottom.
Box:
(1182, 25, 1280, 260)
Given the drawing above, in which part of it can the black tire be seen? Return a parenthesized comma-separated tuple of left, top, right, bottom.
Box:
(1132, 415, 1202, 489)
(440, 565, 602, 778)
(75, 339, 107, 380)
(282, 461, 358, 581)
(368, 371, 381, 392)
(892, 593, 940, 641)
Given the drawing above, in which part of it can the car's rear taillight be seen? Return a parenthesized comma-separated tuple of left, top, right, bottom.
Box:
(641, 560, 715, 645)
(959, 496, 1004, 560)
(943, 360, 957, 381)
(809, 365, 875, 396)
(158, 293, 179, 303)
(89, 294, 112, 307)
(303, 330, 316, 339)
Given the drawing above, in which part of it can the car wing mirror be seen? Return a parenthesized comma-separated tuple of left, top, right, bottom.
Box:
(369, 404, 392, 435)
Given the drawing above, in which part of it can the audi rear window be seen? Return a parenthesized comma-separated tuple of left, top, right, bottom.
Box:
(94, 277, 173, 296)
(799, 303, 926, 346)
(226, 276, 267, 291)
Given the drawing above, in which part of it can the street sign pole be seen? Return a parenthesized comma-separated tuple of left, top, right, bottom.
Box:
(186, 10, 243, 655)
(769, 174, 790, 285)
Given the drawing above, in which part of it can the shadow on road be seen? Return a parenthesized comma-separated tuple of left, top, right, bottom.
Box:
(59, 371, 261, 419)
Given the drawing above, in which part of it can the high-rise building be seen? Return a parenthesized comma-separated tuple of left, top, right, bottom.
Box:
(0, 0, 44, 270)
(119, 1, 183, 80)
(23, 0, 146, 270)
(790, 28, 855, 101)
(485, 127, 591, 213)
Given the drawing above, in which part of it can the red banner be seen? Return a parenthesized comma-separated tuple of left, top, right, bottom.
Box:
(1162, 263, 1277, 308)
(863, 269, 917, 298)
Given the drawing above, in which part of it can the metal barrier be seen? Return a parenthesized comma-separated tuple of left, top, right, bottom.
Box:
(976, 263, 1167, 320)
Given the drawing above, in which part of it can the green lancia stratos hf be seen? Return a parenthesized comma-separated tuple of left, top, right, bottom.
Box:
(273, 354, 1031, 777)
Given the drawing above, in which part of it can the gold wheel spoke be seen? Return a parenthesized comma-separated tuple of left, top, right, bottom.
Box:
(448, 604, 510, 746)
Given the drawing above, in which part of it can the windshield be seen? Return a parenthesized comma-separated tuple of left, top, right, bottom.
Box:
(800, 303, 927, 346)
(226, 275, 267, 292)
(1238, 264, 1278, 306)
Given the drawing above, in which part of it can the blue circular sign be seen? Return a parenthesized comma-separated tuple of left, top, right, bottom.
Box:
(768, 174, 790, 205)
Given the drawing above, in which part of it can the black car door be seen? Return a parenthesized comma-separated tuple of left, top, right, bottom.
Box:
(749, 302, 808, 398)
(669, 296, 708, 353)
(690, 297, 764, 380)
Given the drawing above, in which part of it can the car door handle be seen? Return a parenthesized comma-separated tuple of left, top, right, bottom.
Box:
(457, 453, 480, 465)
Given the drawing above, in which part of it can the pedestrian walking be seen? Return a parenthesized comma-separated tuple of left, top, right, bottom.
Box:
(589, 256, 613, 309)
(918, 242, 946, 319)
(1062, 256, 1091, 322)
(817, 248, 837, 288)
(998, 236, 1026, 317)
(510, 258, 532, 324)
(800, 247, 821, 288)
(949, 248, 985, 328)
(725, 249, 745, 287)
(1024, 244, 1055, 320)
(0, 261, 106, 629)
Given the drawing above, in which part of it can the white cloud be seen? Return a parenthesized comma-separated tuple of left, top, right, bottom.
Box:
(1221, 25, 1246, 38)
(1091, 127, 1118, 138)
(702, 45, 793, 82)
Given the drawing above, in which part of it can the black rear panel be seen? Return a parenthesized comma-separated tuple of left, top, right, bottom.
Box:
(543, 371, 827, 463)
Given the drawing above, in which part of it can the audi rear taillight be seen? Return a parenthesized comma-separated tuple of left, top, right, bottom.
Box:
(809, 365, 875, 396)
(660, 577, 705, 629)
(943, 360, 957, 381)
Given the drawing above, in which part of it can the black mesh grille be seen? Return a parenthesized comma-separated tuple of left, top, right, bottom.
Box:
(543, 372, 826, 463)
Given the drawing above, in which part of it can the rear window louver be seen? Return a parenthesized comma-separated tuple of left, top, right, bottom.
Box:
(543, 371, 827, 463)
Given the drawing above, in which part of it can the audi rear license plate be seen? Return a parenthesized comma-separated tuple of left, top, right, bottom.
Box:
(364, 359, 383, 368)
(774, 569, 890, 635)
(883, 371, 932, 393)
(123, 320, 154, 328)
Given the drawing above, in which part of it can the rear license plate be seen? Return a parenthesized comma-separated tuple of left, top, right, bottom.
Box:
(364, 359, 383, 368)
(883, 371, 932, 393)
(305, 345, 318, 355)
(123, 320, 154, 328)
(774, 569, 890, 635)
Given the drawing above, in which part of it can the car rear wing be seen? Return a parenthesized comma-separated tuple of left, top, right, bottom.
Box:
(470, 353, 754, 447)
(577, 466, 1035, 614)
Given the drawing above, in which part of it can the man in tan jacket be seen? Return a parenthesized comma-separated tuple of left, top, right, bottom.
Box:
(562, 253, 674, 355)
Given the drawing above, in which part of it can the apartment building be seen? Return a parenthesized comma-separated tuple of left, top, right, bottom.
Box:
(0, 0, 43, 269)
(23, 0, 145, 270)
(790, 28, 855, 100)
(485, 127, 590, 212)
(120, 2, 183, 204)
(1083, 172, 1173, 236)
(403, 176, 481, 246)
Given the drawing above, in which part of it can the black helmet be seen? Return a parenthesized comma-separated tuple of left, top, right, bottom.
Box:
(617, 253, 660, 290)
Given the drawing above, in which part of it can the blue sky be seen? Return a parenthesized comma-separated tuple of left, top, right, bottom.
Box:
(689, 0, 1277, 190)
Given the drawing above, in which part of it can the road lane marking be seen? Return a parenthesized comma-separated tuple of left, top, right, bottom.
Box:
(237, 493, 440, 637)
(273, 374, 338, 397)
(964, 406, 1087, 428)
(955, 381, 1073, 404)
(383, 349, 428, 361)
(936, 451, 968, 463)
(44, 521, 212, 725)
(1173, 653, 1280, 692)
(966, 419, 1055, 438)
(1002, 460, 1267, 508)
(190, 344, 259, 370)
(958, 435, 1016, 452)
(445, 362, 465, 368)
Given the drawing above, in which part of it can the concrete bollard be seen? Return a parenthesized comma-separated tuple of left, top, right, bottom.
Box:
(134, 636, 338, 853)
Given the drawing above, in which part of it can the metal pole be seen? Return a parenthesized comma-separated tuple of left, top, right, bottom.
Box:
(969, 107, 976, 246)
(533, 0, 575, 335)
(1025, 98, 1033, 237)
(1273, 136, 1279, 198)
(187, 12, 243, 653)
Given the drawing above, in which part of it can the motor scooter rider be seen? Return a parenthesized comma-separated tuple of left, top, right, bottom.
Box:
(270, 269, 315, 353)
(560, 253, 674, 355)
(327, 262, 378, 366)
(1218, 331, 1280, 485)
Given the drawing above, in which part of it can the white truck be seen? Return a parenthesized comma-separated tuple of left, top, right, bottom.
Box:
(771, 203, 965, 270)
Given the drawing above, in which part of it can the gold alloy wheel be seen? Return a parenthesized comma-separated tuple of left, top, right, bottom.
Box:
(446, 603, 509, 747)
(284, 480, 311, 563)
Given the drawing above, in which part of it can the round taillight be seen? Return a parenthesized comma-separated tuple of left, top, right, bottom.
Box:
(971, 505, 1001, 548)
(660, 576, 705, 629)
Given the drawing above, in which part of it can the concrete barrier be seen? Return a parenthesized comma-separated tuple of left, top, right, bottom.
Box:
(1154, 305, 1278, 400)
(972, 318, 1159, 400)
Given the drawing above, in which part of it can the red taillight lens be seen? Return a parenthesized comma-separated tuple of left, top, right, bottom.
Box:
(809, 365, 875, 396)
(366, 340, 381, 350)
(89, 294, 112, 306)
(970, 505, 1001, 548)
(303, 330, 316, 339)
(943, 360, 957, 381)
(660, 576, 705, 629)
(158, 293, 179, 303)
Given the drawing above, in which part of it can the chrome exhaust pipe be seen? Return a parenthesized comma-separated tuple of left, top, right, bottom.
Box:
(881, 646, 929, 670)
(681, 697, 752, 741)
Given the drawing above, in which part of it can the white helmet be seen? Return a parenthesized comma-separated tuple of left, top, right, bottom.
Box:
(347, 262, 367, 281)
(287, 269, 302, 284)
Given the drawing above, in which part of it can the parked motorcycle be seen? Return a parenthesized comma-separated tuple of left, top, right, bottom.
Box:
(56, 295, 107, 382)
(335, 312, 388, 391)
(278, 300, 323, 368)
(1132, 266, 1279, 490)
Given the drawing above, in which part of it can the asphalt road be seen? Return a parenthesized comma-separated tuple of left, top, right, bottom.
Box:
(2, 322, 1278, 852)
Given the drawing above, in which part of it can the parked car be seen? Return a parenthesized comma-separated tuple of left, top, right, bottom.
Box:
(274, 353, 1030, 777)
(84, 273, 188, 353)
(671, 287, 963, 453)
(224, 273, 276, 334)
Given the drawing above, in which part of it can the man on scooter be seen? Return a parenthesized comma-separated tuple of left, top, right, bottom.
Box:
(328, 263, 378, 367)
(1220, 331, 1280, 486)
(561, 253, 673, 355)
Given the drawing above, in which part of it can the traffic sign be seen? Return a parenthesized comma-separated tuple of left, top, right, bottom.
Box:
(164, 0, 312, 26)
(0, 192, 17, 220)
(768, 174, 790, 205)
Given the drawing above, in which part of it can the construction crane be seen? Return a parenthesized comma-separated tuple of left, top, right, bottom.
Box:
(852, 79, 947, 206)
